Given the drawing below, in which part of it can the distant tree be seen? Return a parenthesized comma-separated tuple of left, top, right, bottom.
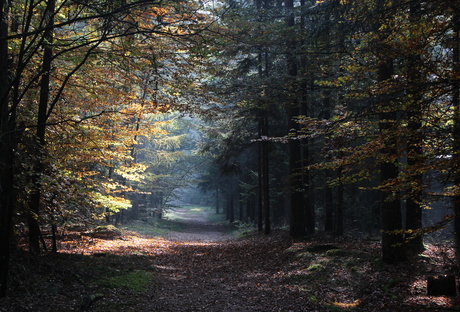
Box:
(451, 2, 460, 263)
(285, 0, 305, 237)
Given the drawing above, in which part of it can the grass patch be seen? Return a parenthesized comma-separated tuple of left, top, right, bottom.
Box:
(122, 205, 230, 237)
(94, 224, 121, 234)
(307, 263, 323, 271)
(232, 221, 257, 237)
(187, 205, 211, 213)
(154, 217, 185, 232)
(96, 270, 154, 293)
(205, 211, 228, 224)
(291, 244, 378, 304)
(122, 217, 184, 236)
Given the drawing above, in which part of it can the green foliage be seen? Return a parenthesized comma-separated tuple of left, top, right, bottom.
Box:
(94, 225, 122, 235)
(232, 221, 257, 237)
(306, 263, 322, 271)
(306, 244, 340, 253)
(91, 193, 131, 214)
(97, 270, 154, 293)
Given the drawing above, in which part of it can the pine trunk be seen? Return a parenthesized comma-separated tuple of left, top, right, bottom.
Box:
(378, 59, 406, 263)
(262, 116, 270, 234)
(404, 1, 424, 255)
(452, 5, 460, 265)
(286, 0, 306, 237)
(0, 0, 15, 297)
(257, 118, 264, 232)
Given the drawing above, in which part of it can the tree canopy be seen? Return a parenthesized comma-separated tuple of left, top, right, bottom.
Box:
(1, 0, 460, 297)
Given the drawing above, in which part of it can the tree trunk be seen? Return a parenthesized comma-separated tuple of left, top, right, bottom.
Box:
(325, 181, 333, 232)
(372, 0, 406, 264)
(0, 135, 16, 298)
(226, 177, 235, 223)
(257, 118, 264, 232)
(323, 93, 334, 232)
(404, 1, 424, 255)
(302, 111, 313, 234)
(28, 0, 56, 254)
(228, 191, 234, 223)
(0, 0, 16, 297)
(246, 199, 252, 223)
(131, 194, 139, 219)
(262, 116, 270, 234)
(378, 59, 406, 263)
(286, 0, 306, 237)
(51, 215, 58, 253)
(452, 5, 460, 266)
(335, 166, 344, 236)
(215, 186, 219, 214)
(239, 193, 243, 221)
(300, 0, 314, 234)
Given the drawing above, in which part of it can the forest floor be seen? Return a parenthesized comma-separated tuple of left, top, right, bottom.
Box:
(2, 206, 460, 312)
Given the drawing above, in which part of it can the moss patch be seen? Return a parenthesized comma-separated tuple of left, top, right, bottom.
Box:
(96, 270, 154, 293)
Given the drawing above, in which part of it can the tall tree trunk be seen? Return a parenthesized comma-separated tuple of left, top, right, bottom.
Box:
(50, 210, 58, 253)
(301, 88, 313, 234)
(0, 136, 15, 298)
(227, 176, 235, 223)
(28, 0, 56, 254)
(452, 4, 460, 266)
(257, 118, 264, 232)
(239, 193, 243, 221)
(405, 2, 424, 254)
(378, 59, 406, 263)
(131, 193, 139, 219)
(228, 190, 234, 223)
(286, 0, 306, 237)
(215, 186, 219, 214)
(325, 182, 334, 232)
(374, 0, 406, 264)
(323, 93, 334, 232)
(262, 116, 270, 234)
(246, 199, 252, 223)
(300, 0, 314, 234)
(0, 0, 16, 297)
(335, 165, 344, 236)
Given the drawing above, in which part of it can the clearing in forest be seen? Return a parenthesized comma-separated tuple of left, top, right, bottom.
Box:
(2, 206, 459, 311)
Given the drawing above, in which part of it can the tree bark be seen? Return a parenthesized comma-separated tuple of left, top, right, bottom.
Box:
(28, 0, 56, 254)
(262, 115, 270, 234)
(257, 118, 264, 232)
(0, 0, 16, 297)
(404, 1, 424, 255)
(286, 0, 306, 237)
(378, 59, 406, 263)
(325, 182, 333, 232)
(0, 136, 15, 298)
(335, 166, 344, 236)
(215, 186, 219, 214)
(452, 3, 460, 266)
(300, 0, 315, 235)
(372, 0, 406, 264)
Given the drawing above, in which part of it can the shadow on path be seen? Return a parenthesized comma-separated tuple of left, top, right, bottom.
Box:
(144, 206, 324, 311)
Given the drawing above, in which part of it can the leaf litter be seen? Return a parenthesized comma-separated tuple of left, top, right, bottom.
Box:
(1, 209, 460, 311)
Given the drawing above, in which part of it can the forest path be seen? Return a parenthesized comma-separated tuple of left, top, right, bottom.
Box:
(0, 207, 320, 312)
(4, 207, 458, 311)
(163, 206, 233, 243)
(144, 206, 321, 311)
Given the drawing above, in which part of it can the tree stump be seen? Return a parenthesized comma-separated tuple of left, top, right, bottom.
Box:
(427, 275, 457, 296)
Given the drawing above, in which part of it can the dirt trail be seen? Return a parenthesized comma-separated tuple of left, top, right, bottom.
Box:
(147, 207, 321, 312)
(164, 207, 233, 243)
(4, 207, 456, 311)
